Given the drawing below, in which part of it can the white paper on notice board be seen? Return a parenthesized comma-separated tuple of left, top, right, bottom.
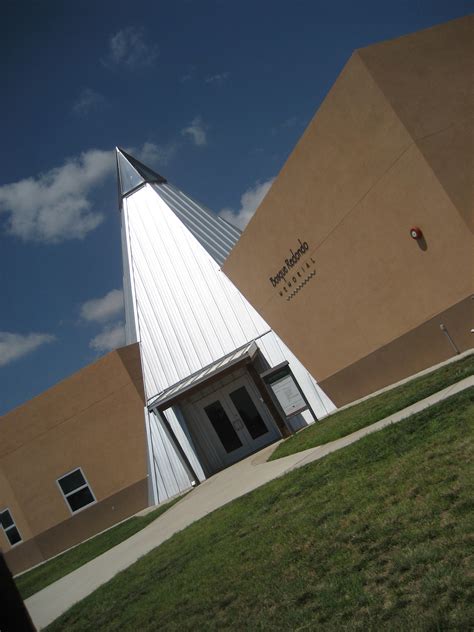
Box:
(270, 374, 306, 416)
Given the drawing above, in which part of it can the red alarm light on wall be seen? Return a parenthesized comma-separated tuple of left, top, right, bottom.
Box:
(410, 226, 423, 240)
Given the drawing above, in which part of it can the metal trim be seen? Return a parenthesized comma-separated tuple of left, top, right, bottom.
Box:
(56, 467, 97, 516)
(0, 507, 22, 548)
(259, 360, 289, 379)
(261, 364, 318, 424)
(154, 409, 200, 486)
(148, 341, 258, 410)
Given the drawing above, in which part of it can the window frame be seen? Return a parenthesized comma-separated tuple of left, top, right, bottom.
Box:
(260, 361, 317, 422)
(0, 507, 22, 547)
(56, 467, 96, 515)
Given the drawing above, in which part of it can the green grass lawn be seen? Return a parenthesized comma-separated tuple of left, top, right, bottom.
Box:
(16, 494, 185, 599)
(270, 352, 474, 460)
(46, 388, 473, 631)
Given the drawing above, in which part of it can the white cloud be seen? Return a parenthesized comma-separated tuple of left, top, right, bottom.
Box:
(220, 178, 275, 229)
(181, 116, 207, 146)
(80, 289, 124, 323)
(283, 116, 298, 128)
(205, 72, 229, 84)
(89, 322, 126, 352)
(272, 116, 299, 136)
(72, 88, 106, 116)
(0, 148, 115, 243)
(82, 289, 126, 354)
(136, 141, 179, 167)
(0, 332, 56, 368)
(104, 27, 158, 68)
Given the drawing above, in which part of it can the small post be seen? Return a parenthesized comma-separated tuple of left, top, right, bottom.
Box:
(439, 323, 460, 355)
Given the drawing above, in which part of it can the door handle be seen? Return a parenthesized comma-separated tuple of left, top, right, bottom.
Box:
(232, 419, 243, 431)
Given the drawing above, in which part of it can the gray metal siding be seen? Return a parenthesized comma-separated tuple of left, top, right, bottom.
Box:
(122, 184, 270, 402)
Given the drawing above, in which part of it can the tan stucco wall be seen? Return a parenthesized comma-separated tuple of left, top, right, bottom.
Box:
(0, 343, 149, 572)
(0, 468, 34, 552)
(320, 296, 473, 406)
(357, 15, 473, 231)
(223, 17, 474, 404)
(5, 479, 148, 575)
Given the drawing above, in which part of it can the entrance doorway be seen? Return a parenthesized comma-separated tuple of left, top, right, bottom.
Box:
(193, 374, 281, 469)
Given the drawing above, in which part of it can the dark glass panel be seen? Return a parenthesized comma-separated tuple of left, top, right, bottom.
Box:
(6, 526, 21, 546)
(136, 161, 165, 183)
(229, 387, 269, 440)
(58, 469, 86, 495)
(117, 153, 144, 195)
(204, 401, 243, 453)
(67, 487, 95, 512)
(0, 509, 13, 529)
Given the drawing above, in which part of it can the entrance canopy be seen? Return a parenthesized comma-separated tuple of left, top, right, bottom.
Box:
(148, 341, 259, 411)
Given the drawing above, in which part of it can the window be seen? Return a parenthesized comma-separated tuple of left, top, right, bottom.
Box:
(0, 508, 22, 546)
(57, 468, 96, 514)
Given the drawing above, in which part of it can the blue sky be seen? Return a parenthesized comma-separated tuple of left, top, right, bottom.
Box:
(0, 0, 471, 415)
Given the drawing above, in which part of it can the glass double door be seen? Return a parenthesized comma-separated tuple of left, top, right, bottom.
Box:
(198, 376, 280, 467)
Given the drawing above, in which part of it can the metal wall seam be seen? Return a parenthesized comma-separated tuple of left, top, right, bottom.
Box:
(255, 331, 284, 366)
(152, 192, 222, 367)
(163, 406, 205, 481)
(167, 183, 241, 243)
(163, 182, 241, 246)
(131, 189, 211, 374)
(143, 408, 158, 504)
(133, 267, 183, 388)
(149, 421, 175, 499)
(150, 416, 189, 496)
(234, 271, 276, 336)
(154, 186, 234, 263)
(157, 184, 241, 262)
(193, 255, 251, 349)
(156, 410, 197, 488)
(181, 402, 223, 474)
(121, 217, 139, 344)
(217, 269, 267, 342)
(137, 313, 171, 397)
(122, 205, 142, 348)
(179, 227, 247, 353)
(129, 200, 200, 380)
(156, 185, 233, 260)
(161, 200, 238, 356)
(152, 452, 168, 503)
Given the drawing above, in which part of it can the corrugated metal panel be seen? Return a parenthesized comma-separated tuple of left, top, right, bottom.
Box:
(121, 218, 139, 344)
(152, 183, 241, 267)
(122, 184, 271, 403)
(148, 410, 192, 501)
(162, 406, 205, 481)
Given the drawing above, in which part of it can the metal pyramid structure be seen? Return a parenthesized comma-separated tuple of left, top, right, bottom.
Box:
(118, 148, 271, 400)
(117, 147, 240, 266)
(117, 149, 334, 503)
(116, 147, 167, 197)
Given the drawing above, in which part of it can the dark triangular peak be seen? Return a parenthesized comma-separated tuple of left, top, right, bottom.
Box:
(116, 147, 167, 198)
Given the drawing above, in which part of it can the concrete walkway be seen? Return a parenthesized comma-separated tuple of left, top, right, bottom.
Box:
(26, 375, 473, 629)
